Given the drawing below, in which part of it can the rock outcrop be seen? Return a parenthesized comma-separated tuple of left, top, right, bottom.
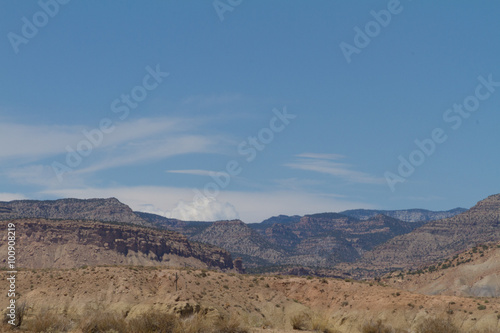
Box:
(0, 218, 233, 270)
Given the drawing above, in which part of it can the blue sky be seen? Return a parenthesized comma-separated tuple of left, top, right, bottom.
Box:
(1, 0, 499, 222)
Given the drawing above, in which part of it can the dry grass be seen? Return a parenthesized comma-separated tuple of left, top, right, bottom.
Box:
(211, 315, 249, 333)
(26, 307, 72, 332)
(416, 317, 459, 333)
(2, 300, 27, 328)
(290, 312, 337, 332)
(291, 312, 311, 330)
(361, 320, 394, 333)
(79, 310, 128, 333)
(12, 304, 248, 333)
(127, 310, 179, 333)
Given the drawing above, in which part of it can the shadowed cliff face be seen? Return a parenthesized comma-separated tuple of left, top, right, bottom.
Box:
(0, 218, 233, 270)
(0, 198, 149, 226)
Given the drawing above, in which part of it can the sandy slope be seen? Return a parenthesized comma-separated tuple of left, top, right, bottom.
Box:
(2, 266, 500, 332)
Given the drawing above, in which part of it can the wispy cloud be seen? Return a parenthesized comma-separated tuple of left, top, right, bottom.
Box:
(0, 117, 189, 162)
(296, 153, 345, 160)
(3, 164, 84, 188)
(2, 117, 230, 185)
(166, 169, 214, 176)
(75, 134, 220, 174)
(285, 153, 384, 185)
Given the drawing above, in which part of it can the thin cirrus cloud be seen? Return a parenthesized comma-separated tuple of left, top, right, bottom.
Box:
(2, 117, 228, 185)
(295, 152, 345, 160)
(285, 153, 384, 185)
(74, 134, 221, 175)
(166, 169, 214, 176)
(0, 117, 190, 162)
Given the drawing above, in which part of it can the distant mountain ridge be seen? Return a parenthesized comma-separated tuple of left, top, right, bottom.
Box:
(339, 208, 467, 222)
(356, 194, 500, 273)
(141, 212, 428, 269)
(0, 198, 149, 226)
(0, 196, 477, 275)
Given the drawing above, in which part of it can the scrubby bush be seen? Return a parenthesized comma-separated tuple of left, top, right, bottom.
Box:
(27, 307, 72, 332)
(291, 312, 312, 330)
(127, 310, 179, 333)
(3, 301, 26, 328)
(291, 312, 338, 332)
(80, 311, 127, 333)
(361, 320, 394, 333)
(416, 318, 459, 333)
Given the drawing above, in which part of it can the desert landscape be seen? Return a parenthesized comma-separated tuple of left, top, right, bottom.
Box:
(2, 1, 499, 332)
(1, 195, 500, 332)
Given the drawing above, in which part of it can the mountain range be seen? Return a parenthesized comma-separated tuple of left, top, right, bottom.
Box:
(355, 193, 500, 273)
(3, 194, 500, 332)
(2, 195, 498, 278)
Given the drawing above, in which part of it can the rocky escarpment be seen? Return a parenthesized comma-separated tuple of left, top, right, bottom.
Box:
(191, 220, 285, 266)
(0, 218, 233, 270)
(0, 198, 149, 226)
(357, 194, 500, 273)
(189, 214, 424, 269)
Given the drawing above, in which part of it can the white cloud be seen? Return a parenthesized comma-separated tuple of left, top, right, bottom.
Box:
(285, 153, 384, 185)
(163, 197, 239, 221)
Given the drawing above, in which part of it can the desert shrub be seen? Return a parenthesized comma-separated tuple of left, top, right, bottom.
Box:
(127, 311, 179, 333)
(311, 314, 338, 333)
(2, 301, 27, 328)
(178, 312, 247, 333)
(212, 315, 248, 333)
(80, 310, 127, 333)
(180, 313, 213, 333)
(416, 318, 459, 333)
(291, 312, 311, 330)
(361, 320, 394, 333)
(27, 308, 72, 332)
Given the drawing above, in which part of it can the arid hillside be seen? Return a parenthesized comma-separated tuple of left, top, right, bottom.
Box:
(383, 242, 500, 298)
(1, 267, 499, 332)
(356, 194, 500, 273)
